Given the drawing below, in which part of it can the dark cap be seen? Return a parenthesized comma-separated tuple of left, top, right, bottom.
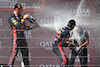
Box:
(67, 19, 76, 27)
(13, 3, 25, 9)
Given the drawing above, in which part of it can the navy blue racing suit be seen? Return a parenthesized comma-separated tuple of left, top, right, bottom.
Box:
(53, 27, 70, 67)
(8, 12, 35, 67)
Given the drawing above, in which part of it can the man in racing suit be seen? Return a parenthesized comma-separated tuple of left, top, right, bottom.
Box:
(8, 3, 38, 67)
(68, 26, 89, 67)
(53, 20, 76, 67)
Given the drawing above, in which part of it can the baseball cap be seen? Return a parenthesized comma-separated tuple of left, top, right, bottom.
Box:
(13, 3, 25, 9)
(67, 19, 76, 27)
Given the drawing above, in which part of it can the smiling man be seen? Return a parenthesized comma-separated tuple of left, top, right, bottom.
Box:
(8, 3, 38, 67)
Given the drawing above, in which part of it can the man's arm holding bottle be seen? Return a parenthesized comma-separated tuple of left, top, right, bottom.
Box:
(23, 13, 39, 30)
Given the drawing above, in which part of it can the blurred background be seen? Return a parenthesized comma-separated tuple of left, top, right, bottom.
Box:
(0, 0, 100, 67)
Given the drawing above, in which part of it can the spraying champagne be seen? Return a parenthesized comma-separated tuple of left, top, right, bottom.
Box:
(26, 15, 38, 26)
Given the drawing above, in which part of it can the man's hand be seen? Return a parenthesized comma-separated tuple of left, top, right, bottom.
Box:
(69, 37, 73, 41)
(23, 13, 30, 19)
(65, 38, 69, 43)
(79, 45, 82, 50)
(35, 23, 39, 27)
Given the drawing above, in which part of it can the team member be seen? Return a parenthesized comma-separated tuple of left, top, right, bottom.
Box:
(8, 3, 39, 67)
(53, 20, 76, 67)
(68, 26, 89, 67)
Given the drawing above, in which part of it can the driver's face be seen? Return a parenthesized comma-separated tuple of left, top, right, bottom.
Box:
(68, 25, 75, 30)
(15, 8, 23, 15)
(68, 26, 72, 30)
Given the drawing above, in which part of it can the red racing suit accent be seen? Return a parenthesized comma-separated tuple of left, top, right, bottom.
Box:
(58, 41, 68, 65)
